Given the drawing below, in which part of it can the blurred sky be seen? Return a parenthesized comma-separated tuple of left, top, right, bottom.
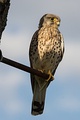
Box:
(0, 0, 80, 120)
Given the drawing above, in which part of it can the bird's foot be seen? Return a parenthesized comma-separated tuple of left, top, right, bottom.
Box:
(46, 70, 54, 82)
(39, 70, 54, 91)
(38, 69, 44, 73)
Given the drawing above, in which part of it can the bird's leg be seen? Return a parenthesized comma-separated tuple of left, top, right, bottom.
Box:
(38, 69, 44, 73)
(46, 70, 54, 81)
(36, 69, 54, 91)
(40, 70, 54, 91)
(38, 69, 54, 81)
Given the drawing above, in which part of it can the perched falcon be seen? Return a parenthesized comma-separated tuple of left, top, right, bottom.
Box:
(29, 14, 64, 115)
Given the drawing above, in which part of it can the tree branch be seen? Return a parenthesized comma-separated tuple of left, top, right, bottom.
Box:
(0, 0, 49, 80)
(0, 50, 49, 79)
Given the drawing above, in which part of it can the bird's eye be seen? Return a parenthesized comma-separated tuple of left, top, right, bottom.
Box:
(51, 18, 54, 21)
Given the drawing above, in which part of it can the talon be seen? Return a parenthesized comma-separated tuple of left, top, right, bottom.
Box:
(38, 69, 44, 73)
(46, 70, 54, 81)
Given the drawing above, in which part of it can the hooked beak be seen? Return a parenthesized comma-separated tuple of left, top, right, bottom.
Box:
(54, 18, 60, 26)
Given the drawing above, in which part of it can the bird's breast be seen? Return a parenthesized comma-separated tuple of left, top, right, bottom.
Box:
(31, 26, 63, 73)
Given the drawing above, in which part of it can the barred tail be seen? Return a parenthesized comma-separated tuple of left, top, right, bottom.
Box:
(31, 81, 47, 115)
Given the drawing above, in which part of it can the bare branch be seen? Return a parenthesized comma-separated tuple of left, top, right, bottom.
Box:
(0, 50, 49, 79)
(0, 1, 49, 80)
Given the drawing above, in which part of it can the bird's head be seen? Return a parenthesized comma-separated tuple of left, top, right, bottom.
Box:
(39, 14, 61, 28)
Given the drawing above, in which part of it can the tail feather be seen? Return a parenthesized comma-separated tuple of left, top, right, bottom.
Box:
(31, 79, 47, 115)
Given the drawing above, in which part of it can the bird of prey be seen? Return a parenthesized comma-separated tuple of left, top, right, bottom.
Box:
(29, 14, 64, 115)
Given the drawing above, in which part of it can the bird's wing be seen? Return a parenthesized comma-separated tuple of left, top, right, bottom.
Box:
(52, 33, 64, 76)
(60, 33, 65, 59)
(29, 30, 39, 93)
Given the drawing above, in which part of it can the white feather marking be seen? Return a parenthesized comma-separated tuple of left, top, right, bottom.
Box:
(60, 33, 64, 54)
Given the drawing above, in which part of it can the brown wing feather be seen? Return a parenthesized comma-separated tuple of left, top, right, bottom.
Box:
(29, 30, 39, 93)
